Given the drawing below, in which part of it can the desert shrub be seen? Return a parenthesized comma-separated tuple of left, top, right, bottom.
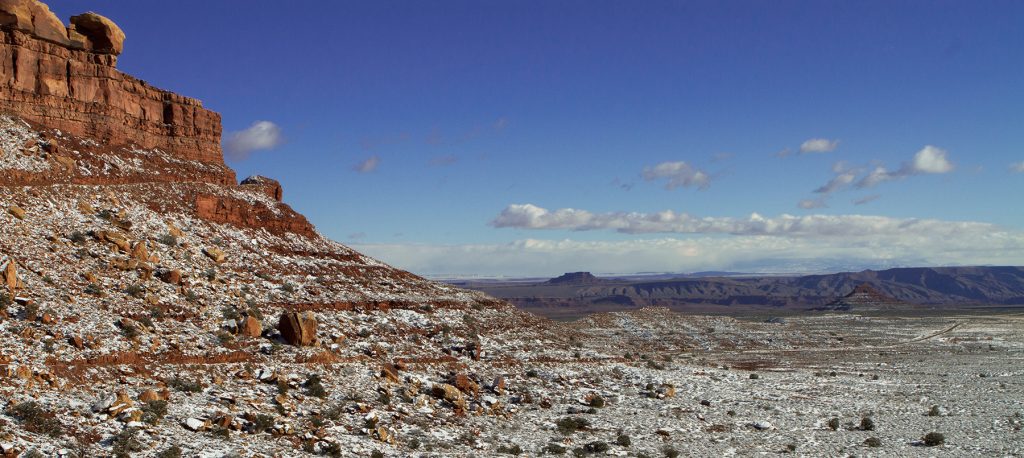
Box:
(215, 330, 234, 345)
(588, 395, 606, 408)
(97, 209, 114, 220)
(662, 446, 681, 458)
(111, 428, 144, 458)
(827, 417, 840, 430)
(544, 443, 568, 454)
(556, 416, 591, 435)
(168, 376, 202, 393)
(280, 282, 296, 293)
(69, 231, 88, 244)
(221, 307, 240, 320)
(125, 283, 145, 298)
(928, 405, 941, 416)
(864, 437, 882, 447)
(7, 401, 63, 437)
(23, 302, 39, 321)
(253, 414, 275, 433)
(749, 373, 760, 379)
(209, 426, 230, 439)
(321, 442, 342, 457)
(203, 268, 216, 281)
(157, 233, 178, 246)
(120, 321, 139, 339)
(370, 451, 384, 458)
(84, 283, 103, 296)
(860, 417, 875, 431)
(140, 400, 168, 425)
(156, 445, 183, 458)
(305, 373, 327, 398)
(923, 432, 945, 446)
(497, 444, 524, 455)
(584, 441, 609, 453)
(616, 434, 631, 446)
(21, 450, 45, 458)
(526, 369, 539, 378)
(0, 290, 11, 307)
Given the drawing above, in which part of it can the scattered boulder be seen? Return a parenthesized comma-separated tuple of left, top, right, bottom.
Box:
(452, 373, 480, 397)
(277, 311, 317, 346)
(1, 257, 22, 294)
(129, 241, 148, 261)
(238, 316, 261, 338)
(158, 269, 182, 285)
(203, 246, 226, 264)
(7, 206, 25, 220)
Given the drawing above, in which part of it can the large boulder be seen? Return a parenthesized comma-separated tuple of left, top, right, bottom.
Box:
(0, 0, 70, 46)
(277, 311, 317, 346)
(1, 257, 22, 294)
(69, 12, 125, 55)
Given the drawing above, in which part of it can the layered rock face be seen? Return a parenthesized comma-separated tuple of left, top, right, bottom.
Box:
(0, 1, 224, 171)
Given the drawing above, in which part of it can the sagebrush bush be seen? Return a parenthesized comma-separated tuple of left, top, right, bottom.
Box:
(923, 432, 945, 446)
(556, 416, 591, 435)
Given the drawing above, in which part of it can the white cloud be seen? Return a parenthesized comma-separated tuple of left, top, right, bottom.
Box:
(1010, 161, 1024, 173)
(799, 138, 839, 154)
(491, 203, 1007, 240)
(910, 145, 954, 174)
(798, 198, 827, 209)
(642, 161, 711, 190)
(224, 121, 283, 159)
(814, 170, 857, 194)
(857, 165, 896, 188)
(856, 145, 955, 188)
(354, 226, 1024, 277)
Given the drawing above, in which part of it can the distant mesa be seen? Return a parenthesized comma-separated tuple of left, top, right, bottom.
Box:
(817, 283, 909, 312)
(546, 271, 603, 285)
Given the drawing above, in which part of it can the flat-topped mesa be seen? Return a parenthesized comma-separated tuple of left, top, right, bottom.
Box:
(0, 0, 224, 169)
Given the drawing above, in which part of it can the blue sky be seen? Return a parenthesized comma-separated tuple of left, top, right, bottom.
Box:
(51, 1, 1024, 277)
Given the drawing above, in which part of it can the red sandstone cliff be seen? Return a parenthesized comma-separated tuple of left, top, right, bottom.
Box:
(0, 0, 315, 236)
(0, 1, 225, 175)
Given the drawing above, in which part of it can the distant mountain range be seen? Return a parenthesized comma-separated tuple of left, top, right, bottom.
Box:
(458, 266, 1024, 314)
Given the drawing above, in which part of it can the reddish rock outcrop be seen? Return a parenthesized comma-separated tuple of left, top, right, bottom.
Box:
(194, 193, 314, 237)
(1, 1, 225, 169)
(241, 175, 283, 202)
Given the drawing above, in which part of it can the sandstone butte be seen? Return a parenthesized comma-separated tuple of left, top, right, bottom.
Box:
(0, 0, 226, 182)
(0, 0, 315, 236)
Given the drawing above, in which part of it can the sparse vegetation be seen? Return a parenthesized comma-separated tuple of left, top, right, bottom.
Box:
(556, 416, 590, 435)
(497, 444, 524, 455)
(923, 432, 945, 446)
(157, 233, 178, 246)
(6, 401, 63, 437)
(616, 433, 631, 446)
(305, 373, 327, 398)
(584, 441, 609, 453)
(662, 446, 681, 458)
(69, 230, 88, 244)
(111, 428, 145, 458)
(827, 417, 840, 430)
(168, 376, 202, 393)
(865, 437, 882, 447)
(156, 445, 183, 458)
(860, 416, 875, 431)
(140, 400, 168, 425)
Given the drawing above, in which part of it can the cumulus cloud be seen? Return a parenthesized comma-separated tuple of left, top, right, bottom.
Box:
(353, 155, 380, 173)
(799, 138, 840, 154)
(910, 145, 954, 174)
(1010, 161, 1024, 173)
(224, 121, 283, 159)
(491, 203, 1007, 241)
(642, 161, 711, 190)
(798, 198, 827, 209)
(857, 145, 955, 188)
